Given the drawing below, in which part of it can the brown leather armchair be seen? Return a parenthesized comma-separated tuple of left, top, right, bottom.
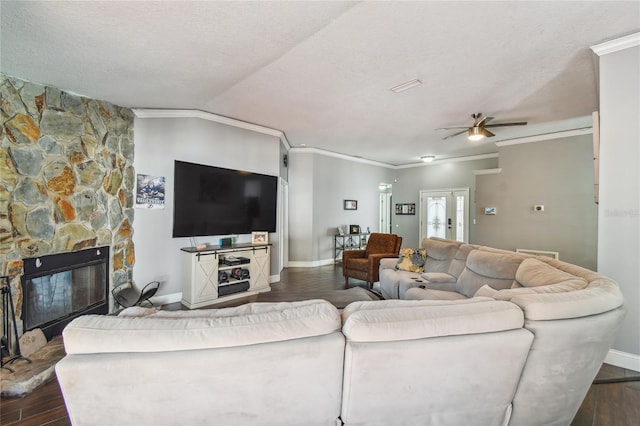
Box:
(343, 233, 402, 289)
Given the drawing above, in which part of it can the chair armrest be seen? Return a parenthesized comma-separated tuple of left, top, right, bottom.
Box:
(342, 250, 366, 262)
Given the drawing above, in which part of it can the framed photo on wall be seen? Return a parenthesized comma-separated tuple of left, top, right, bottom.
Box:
(344, 200, 357, 210)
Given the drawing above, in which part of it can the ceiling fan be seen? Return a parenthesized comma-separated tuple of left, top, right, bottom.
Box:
(440, 113, 527, 141)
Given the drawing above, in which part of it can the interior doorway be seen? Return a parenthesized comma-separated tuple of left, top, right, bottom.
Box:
(419, 188, 469, 242)
(379, 183, 392, 233)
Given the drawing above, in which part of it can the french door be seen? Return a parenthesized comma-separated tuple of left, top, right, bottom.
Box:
(419, 189, 469, 243)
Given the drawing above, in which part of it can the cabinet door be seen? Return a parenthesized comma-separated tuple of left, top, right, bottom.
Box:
(192, 254, 219, 302)
(250, 247, 270, 290)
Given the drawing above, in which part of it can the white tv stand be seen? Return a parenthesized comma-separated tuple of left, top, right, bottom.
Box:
(180, 243, 271, 309)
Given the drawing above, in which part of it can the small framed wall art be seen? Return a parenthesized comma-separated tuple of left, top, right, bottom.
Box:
(344, 200, 358, 210)
(349, 225, 361, 234)
(484, 207, 497, 215)
(251, 231, 269, 244)
(395, 203, 415, 215)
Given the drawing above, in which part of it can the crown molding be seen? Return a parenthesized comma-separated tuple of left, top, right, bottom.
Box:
(395, 153, 499, 169)
(290, 148, 500, 169)
(473, 168, 502, 176)
(290, 147, 395, 168)
(133, 108, 288, 142)
(591, 32, 640, 56)
(495, 127, 593, 147)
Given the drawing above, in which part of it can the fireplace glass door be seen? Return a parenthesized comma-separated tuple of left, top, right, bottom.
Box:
(22, 247, 110, 339)
(25, 262, 107, 331)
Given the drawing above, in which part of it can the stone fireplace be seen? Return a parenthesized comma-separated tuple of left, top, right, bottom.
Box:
(0, 73, 135, 342)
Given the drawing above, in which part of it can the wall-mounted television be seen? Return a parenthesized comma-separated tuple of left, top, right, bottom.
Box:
(173, 160, 278, 237)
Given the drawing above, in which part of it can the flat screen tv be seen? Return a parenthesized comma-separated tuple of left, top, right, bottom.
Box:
(173, 160, 278, 237)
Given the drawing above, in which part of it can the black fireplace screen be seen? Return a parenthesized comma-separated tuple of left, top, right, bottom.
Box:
(22, 247, 109, 339)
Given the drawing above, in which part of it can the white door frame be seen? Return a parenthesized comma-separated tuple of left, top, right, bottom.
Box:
(419, 188, 469, 243)
(278, 178, 289, 271)
(379, 192, 392, 233)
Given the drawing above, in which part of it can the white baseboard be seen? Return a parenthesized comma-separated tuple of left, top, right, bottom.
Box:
(605, 349, 640, 372)
(270, 274, 280, 283)
(287, 259, 336, 268)
(150, 292, 182, 306)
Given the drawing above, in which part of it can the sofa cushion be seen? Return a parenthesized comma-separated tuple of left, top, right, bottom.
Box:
(421, 271, 457, 283)
(447, 243, 479, 278)
(63, 300, 342, 354)
(404, 287, 468, 301)
(395, 248, 427, 272)
(474, 279, 589, 301)
(421, 238, 461, 273)
(456, 250, 524, 298)
(341, 299, 524, 342)
(515, 258, 586, 287)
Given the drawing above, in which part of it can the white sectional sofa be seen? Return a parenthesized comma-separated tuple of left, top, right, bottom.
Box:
(379, 237, 626, 425)
(56, 242, 625, 425)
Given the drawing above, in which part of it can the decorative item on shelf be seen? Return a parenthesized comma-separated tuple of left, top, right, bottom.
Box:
(344, 199, 357, 210)
(337, 226, 345, 236)
(349, 224, 360, 234)
(366, 226, 371, 234)
(219, 237, 235, 247)
(395, 203, 416, 215)
(251, 231, 268, 244)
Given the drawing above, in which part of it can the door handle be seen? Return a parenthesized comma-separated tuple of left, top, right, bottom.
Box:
(447, 218, 452, 229)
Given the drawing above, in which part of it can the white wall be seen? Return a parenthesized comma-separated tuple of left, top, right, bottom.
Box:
(475, 134, 598, 270)
(595, 37, 640, 369)
(132, 115, 281, 299)
(393, 157, 499, 248)
(288, 150, 394, 265)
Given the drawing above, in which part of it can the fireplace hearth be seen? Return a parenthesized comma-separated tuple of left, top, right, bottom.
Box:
(22, 247, 110, 340)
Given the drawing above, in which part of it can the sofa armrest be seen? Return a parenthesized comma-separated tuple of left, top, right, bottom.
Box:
(379, 257, 399, 270)
(367, 253, 400, 263)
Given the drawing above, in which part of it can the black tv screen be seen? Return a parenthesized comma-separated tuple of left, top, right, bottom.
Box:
(173, 160, 278, 237)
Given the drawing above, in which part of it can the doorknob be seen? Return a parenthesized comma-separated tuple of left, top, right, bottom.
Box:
(447, 218, 452, 229)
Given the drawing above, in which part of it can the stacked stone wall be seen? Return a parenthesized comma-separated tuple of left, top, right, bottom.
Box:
(0, 74, 135, 335)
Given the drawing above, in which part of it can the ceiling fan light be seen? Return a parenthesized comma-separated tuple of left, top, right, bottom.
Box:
(468, 127, 485, 141)
(421, 155, 435, 162)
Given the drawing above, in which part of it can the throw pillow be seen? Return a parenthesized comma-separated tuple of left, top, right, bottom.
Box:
(395, 248, 427, 273)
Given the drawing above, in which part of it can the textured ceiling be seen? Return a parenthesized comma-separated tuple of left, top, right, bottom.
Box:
(2, 1, 639, 165)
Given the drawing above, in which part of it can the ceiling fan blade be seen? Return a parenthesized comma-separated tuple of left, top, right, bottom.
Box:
(475, 116, 494, 127)
(484, 121, 528, 128)
(442, 129, 468, 140)
(482, 128, 495, 138)
(436, 126, 468, 130)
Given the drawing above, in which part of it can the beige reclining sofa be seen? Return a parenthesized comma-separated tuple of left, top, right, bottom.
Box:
(56, 241, 625, 425)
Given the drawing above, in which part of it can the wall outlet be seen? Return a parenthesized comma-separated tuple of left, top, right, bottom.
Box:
(534, 205, 545, 212)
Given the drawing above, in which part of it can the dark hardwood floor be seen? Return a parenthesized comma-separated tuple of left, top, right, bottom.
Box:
(2, 264, 638, 425)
